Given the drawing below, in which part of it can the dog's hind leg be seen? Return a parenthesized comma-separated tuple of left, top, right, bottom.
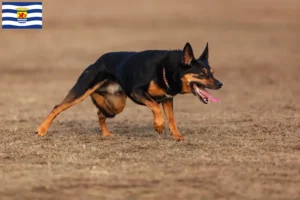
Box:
(131, 91, 164, 134)
(91, 90, 127, 136)
(97, 110, 113, 137)
(35, 81, 107, 136)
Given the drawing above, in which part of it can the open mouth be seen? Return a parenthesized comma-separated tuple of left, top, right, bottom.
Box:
(191, 83, 221, 104)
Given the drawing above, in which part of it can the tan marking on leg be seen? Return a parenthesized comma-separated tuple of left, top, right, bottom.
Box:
(97, 111, 113, 137)
(132, 92, 164, 134)
(35, 81, 106, 136)
(92, 92, 127, 136)
(91, 91, 127, 115)
(162, 99, 184, 141)
(91, 93, 114, 115)
(105, 93, 127, 114)
(148, 81, 166, 96)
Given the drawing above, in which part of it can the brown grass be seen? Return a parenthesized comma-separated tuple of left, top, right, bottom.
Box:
(1, 0, 300, 199)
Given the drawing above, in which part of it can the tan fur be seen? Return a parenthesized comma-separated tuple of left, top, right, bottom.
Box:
(162, 99, 184, 141)
(97, 111, 113, 137)
(198, 78, 215, 86)
(180, 73, 215, 93)
(91, 90, 127, 136)
(148, 81, 166, 96)
(91, 92, 127, 115)
(91, 93, 114, 115)
(132, 92, 164, 134)
(105, 93, 127, 114)
(180, 73, 195, 93)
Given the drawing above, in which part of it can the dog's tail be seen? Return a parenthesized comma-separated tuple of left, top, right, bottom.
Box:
(63, 60, 107, 103)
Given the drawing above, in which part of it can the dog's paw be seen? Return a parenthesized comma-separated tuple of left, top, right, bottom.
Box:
(35, 126, 48, 137)
(173, 134, 184, 141)
(102, 131, 114, 137)
(154, 120, 164, 134)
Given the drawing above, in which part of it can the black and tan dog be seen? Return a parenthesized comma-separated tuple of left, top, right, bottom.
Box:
(35, 42, 223, 141)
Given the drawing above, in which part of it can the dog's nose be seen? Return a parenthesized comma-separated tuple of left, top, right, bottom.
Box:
(216, 82, 223, 89)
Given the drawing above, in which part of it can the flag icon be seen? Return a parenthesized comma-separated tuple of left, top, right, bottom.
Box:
(2, 2, 42, 29)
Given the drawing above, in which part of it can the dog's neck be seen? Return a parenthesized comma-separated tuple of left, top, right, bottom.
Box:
(161, 51, 183, 95)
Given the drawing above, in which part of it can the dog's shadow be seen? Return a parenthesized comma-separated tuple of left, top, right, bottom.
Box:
(51, 120, 169, 138)
(49, 119, 201, 139)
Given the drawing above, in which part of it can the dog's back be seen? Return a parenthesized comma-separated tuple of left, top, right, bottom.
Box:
(69, 51, 136, 100)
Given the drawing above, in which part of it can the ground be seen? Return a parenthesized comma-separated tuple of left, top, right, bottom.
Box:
(1, 0, 300, 199)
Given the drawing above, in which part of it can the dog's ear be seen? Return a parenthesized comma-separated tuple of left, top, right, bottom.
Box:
(199, 42, 209, 61)
(182, 42, 194, 65)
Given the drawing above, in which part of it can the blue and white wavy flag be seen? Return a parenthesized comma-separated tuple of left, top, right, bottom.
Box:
(2, 2, 42, 29)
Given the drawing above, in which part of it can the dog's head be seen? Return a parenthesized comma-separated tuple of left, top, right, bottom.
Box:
(179, 42, 223, 104)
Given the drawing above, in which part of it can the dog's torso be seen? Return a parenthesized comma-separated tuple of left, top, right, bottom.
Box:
(92, 50, 182, 105)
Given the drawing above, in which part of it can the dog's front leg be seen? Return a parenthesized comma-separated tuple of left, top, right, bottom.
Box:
(131, 91, 164, 134)
(162, 98, 184, 141)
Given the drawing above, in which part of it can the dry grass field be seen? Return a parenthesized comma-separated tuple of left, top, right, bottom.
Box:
(1, 0, 300, 199)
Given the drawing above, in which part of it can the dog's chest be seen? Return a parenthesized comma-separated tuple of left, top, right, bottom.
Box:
(151, 93, 174, 103)
(148, 80, 175, 102)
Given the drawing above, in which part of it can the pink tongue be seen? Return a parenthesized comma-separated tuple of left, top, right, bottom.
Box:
(198, 88, 221, 103)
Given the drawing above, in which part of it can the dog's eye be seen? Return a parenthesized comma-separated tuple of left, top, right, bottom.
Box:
(201, 68, 208, 76)
(200, 71, 207, 77)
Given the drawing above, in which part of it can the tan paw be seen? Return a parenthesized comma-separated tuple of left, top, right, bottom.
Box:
(35, 126, 48, 137)
(172, 134, 184, 141)
(102, 131, 114, 137)
(154, 119, 164, 134)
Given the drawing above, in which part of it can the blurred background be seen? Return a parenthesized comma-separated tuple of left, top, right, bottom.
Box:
(1, 0, 300, 199)
(1, 0, 299, 106)
(1, 0, 299, 128)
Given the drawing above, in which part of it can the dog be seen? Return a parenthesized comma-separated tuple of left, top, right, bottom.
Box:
(35, 42, 223, 141)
